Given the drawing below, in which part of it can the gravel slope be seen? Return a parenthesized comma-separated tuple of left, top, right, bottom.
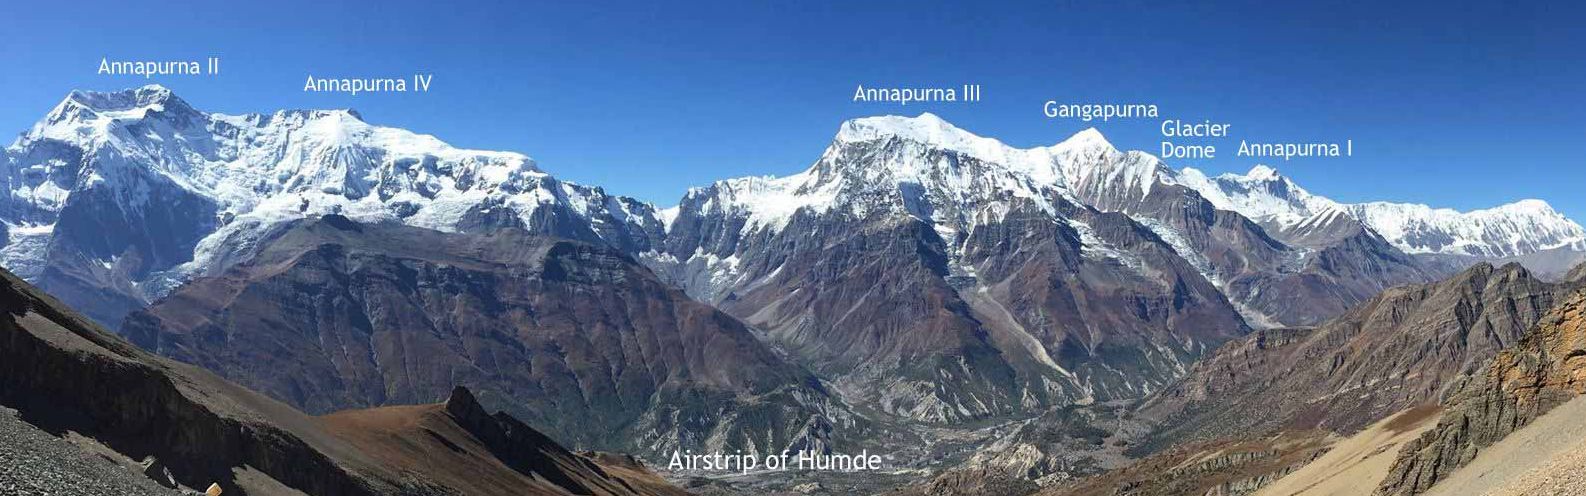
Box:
(1255, 405, 1441, 496)
(0, 407, 182, 496)
(1424, 394, 1586, 496)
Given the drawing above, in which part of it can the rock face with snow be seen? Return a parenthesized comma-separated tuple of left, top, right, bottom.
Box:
(641, 113, 1582, 422)
(4, 87, 1581, 451)
(1, 85, 662, 328)
(1060, 138, 1438, 326)
(1177, 165, 1586, 259)
(652, 114, 1251, 422)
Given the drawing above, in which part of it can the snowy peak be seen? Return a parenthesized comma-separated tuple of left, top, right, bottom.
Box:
(1175, 164, 1339, 226)
(1051, 128, 1173, 210)
(1489, 198, 1565, 216)
(690, 114, 1099, 236)
(1217, 165, 1296, 191)
(23, 85, 201, 146)
(835, 112, 964, 144)
(1054, 127, 1115, 153)
(1, 86, 666, 305)
(1244, 164, 1281, 181)
(825, 113, 1075, 194)
(831, 114, 1115, 177)
(32, 85, 369, 145)
(1345, 199, 1586, 258)
(21, 85, 537, 190)
(1173, 163, 1584, 258)
(835, 113, 1042, 163)
(61, 84, 187, 114)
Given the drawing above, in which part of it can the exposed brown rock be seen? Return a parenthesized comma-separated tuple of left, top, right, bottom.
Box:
(1073, 172, 1439, 327)
(667, 159, 1251, 424)
(319, 386, 689, 496)
(1032, 432, 1331, 496)
(0, 266, 685, 495)
(1376, 289, 1586, 495)
(122, 216, 847, 457)
(1140, 263, 1578, 450)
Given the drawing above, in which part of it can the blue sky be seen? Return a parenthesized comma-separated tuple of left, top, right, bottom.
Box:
(5, 1, 1583, 218)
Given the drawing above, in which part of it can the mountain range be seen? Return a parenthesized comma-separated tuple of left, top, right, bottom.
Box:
(121, 216, 855, 457)
(4, 85, 1585, 494)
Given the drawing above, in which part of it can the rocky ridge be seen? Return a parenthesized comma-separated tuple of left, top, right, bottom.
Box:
(121, 215, 860, 458)
(1376, 288, 1586, 495)
(654, 115, 1252, 424)
(1139, 262, 1577, 450)
(0, 264, 683, 495)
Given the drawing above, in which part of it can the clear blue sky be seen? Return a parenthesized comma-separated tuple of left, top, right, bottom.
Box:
(5, 1, 1583, 219)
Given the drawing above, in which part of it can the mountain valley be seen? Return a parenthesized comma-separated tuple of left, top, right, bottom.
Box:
(4, 86, 1586, 495)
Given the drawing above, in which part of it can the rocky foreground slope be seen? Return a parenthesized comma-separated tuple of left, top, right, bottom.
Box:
(0, 265, 683, 495)
(1140, 262, 1579, 448)
(1377, 288, 1586, 495)
(0, 405, 183, 496)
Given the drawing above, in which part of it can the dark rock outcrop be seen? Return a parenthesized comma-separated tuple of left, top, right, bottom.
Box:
(1375, 289, 1586, 495)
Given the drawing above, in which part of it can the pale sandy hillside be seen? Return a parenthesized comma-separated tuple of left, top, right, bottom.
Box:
(1423, 394, 1586, 496)
(1255, 405, 1440, 496)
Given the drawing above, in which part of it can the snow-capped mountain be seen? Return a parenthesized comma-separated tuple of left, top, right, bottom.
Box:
(646, 112, 1584, 425)
(1, 85, 663, 326)
(1345, 200, 1585, 258)
(651, 112, 1585, 415)
(659, 114, 1082, 275)
(654, 113, 1256, 422)
(1177, 165, 1586, 258)
(3, 86, 1577, 429)
(1175, 165, 1338, 227)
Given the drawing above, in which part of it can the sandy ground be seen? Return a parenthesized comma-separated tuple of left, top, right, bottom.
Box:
(1254, 405, 1441, 496)
(1424, 394, 1586, 496)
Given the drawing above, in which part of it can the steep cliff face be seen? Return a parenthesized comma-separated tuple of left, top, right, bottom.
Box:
(1140, 262, 1577, 449)
(0, 265, 681, 496)
(1376, 289, 1586, 495)
(122, 216, 853, 457)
